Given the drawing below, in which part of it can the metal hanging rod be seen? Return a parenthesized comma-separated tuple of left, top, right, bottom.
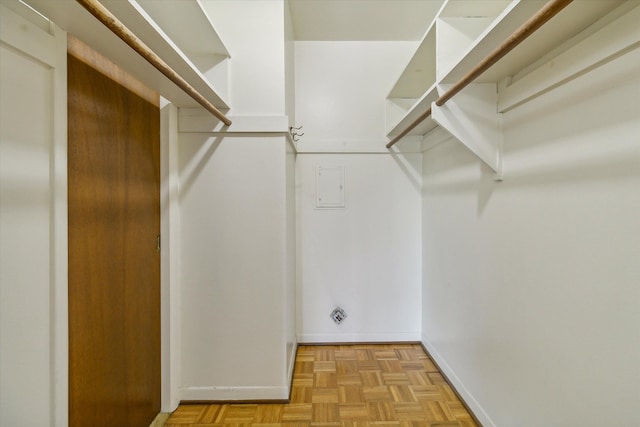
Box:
(386, 0, 574, 149)
(75, 0, 232, 127)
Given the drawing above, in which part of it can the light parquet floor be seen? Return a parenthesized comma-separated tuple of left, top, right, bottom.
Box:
(165, 343, 479, 427)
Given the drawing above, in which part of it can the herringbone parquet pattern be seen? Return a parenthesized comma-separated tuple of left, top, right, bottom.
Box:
(165, 344, 478, 426)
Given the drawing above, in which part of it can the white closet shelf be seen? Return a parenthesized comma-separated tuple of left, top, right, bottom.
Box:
(386, 0, 629, 139)
(387, 84, 439, 138)
(387, 0, 512, 100)
(387, 23, 437, 100)
(25, 0, 230, 110)
(136, 0, 229, 58)
(440, 0, 628, 85)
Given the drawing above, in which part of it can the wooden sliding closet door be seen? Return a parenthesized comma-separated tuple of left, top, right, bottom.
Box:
(67, 42, 160, 427)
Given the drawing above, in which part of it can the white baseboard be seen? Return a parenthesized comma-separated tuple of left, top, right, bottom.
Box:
(180, 342, 298, 403)
(421, 335, 496, 427)
(287, 341, 298, 391)
(298, 332, 421, 343)
(180, 385, 289, 401)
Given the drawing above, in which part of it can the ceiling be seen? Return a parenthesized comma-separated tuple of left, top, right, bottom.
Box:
(288, 0, 446, 41)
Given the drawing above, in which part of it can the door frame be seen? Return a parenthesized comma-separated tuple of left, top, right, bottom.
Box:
(160, 103, 181, 412)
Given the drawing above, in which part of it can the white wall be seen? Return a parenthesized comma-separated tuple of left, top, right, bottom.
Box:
(0, 5, 67, 426)
(295, 41, 422, 342)
(201, 0, 286, 116)
(421, 41, 640, 426)
(283, 0, 297, 364)
(285, 139, 297, 382)
(1, 38, 53, 427)
(295, 41, 416, 146)
(160, 103, 181, 411)
(284, 6, 296, 371)
(297, 154, 422, 342)
(284, 0, 296, 126)
(175, 0, 296, 401)
(178, 133, 292, 399)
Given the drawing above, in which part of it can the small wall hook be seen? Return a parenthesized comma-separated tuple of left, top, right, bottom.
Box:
(289, 125, 304, 142)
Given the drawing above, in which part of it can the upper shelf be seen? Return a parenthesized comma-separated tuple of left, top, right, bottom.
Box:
(24, 0, 230, 110)
(136, 0, 230, 58)
(386, 0, 629, 138)
(387, 0, 512, 100)
(440, 0, 629, 85)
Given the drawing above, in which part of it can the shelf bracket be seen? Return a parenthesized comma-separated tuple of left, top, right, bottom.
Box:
(431, 83, 503, 181)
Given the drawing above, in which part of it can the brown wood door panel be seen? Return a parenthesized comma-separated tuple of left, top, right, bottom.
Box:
(68, 52, 160, 427)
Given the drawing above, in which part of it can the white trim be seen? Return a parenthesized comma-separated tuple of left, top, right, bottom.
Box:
(178, 109, 288, 133)
(286, 341, 298, 393)
(51, 22, 68, 427)
(0, 3, 57, 65)
(421, 336, 496, 427)
(160, 103, 181, 412)
(297, 138, 422, 154)
(180, 385, 290, 401)
(298, 333, 421, 343)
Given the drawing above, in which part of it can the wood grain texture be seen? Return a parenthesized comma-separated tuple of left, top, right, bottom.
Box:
(68, 49, 160, 427)
(68, 34, 159, 106)
(167, 344, 478, 426)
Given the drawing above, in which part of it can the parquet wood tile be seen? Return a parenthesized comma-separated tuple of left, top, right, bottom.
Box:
(336, 360, 359, 374)
(338, 403, 370, 421)
(293, 376, 314, 386)
(357, 360, 381, 371)
(367, 402, 397, 421)
(362, 386, 392, 402)
(315, 372, 338, 387)
(312, 403, 340, 422)
(165, 344, 479, 427)
(389, 385, 417, 403)
(255, 405, 284, 423)
(337, 373, 362, 386)
(198, 405, 224, 423)
(291, 386, 313, 404)
(411, 386, 442, 402)
(335, 350, 357, 360)
(338, 385, 365, 404)
(360, 371, 385, 387)
(382, 372, 409, 385)
(407, 371, 432, 386)
(422, 360, 440, 373)
(295, 361, 314, 375)
(281, 403, 312, 421)
(393, 402, 430, 421)
(312, 388, 339, 403)
(316, 361, 338, 372)
(379, 360, 403, 373)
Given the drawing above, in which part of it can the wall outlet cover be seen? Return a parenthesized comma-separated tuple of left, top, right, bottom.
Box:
(330, 307, 347, 324)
